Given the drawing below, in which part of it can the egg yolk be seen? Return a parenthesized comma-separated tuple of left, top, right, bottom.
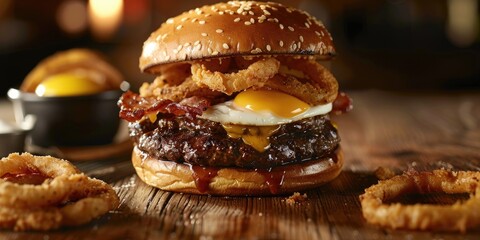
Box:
(35, 73, 104, 97)
(233, 90, 310, 118)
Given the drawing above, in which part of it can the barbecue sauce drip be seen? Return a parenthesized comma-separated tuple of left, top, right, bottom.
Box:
(256, 169, 286, 194)
(1, 169, 50, 185)
(332, 92, 353, 114)
(187, 150, 339, 194)
(190, 165, 218, 193)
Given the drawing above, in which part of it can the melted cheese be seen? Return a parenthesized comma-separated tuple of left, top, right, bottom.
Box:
(222, 124, 280, 152)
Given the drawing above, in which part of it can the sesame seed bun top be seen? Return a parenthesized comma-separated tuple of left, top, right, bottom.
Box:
(140, 1, 336, 73)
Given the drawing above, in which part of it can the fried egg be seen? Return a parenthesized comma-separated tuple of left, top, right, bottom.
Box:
(200, 89, 332, 126)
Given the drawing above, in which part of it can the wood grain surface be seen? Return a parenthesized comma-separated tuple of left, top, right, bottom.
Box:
(1, 90, 479, 240)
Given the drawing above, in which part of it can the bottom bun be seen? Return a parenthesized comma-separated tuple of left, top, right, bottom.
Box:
(132, 146, 343, 196)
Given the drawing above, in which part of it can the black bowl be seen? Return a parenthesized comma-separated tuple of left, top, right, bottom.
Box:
(8, 89, 123, 147)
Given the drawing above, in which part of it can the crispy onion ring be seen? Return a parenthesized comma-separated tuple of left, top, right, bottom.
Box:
(0, 153, 119, 231)
(140, 77, 223, 102)
(360, 169, 480, 232)
(191, 58, 280, 95)
(272, 58, 338, 104)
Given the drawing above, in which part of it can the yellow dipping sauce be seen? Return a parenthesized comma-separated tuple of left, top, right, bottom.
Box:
(35, 73, 104, 97)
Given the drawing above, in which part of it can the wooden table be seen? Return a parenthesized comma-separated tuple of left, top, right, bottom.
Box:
(1, 90, 479, 239)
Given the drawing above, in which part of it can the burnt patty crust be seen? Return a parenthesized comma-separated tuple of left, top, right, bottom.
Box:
(129, 115, 340, 169)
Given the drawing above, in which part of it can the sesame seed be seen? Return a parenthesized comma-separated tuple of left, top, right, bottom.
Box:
(288, 26, 294, 31)
(166, 18, 174, 24)
(223, 43, 230, 49)
(181, 17, 189, 22)
(279, 24, 284, 30)
(298, 42, 301, 48)
(194, 41, 200, 46)
(216, 29, 223, 33)
(219, 11, 224, 15)
(201, 33, 208, 37)
(273, 18, 279, 23)
(191, 18, 198, 23)
(184, 42, 191, 47)
(208, 48, 212, 54)
(249, 11, 254, 15)
(234, 17, 241, 22)
(173, 49, 178, 54)
(199, 20, 206, 25)
(315, 31, 321, 36)
(242, 12, 247, 15)
(176, 25, 183, 30)
(286, 8, 293, 13)
(299, 36, 304, 42)
(263, 10, 271, 15)
(165, 55, 170, 61)
(250, 18, 255, 23)
(177, 45, 183, 51)
(212, 51, 219, 55)
(305, 22, 310, 28)
(266, 44, 271, 51)
(205, 13, 211, 17)
(279, 40, 284, 47)
(244, 21, 251, 25)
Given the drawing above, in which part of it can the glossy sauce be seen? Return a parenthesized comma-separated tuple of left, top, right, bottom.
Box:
(190, 165, 219, 193)
(188, 150, 339, 195)
(256, 169, 286, 195)
(332, 92, 353, 114)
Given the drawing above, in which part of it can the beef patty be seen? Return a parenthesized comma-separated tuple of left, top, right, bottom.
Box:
(129, 114, 340, 169)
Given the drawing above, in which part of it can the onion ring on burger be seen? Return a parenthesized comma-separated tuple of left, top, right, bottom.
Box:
(275, 58, 338, 104)
(360, 169, 480, 232)
(191, 58, 280, 95)
(0, 153, 119, 231)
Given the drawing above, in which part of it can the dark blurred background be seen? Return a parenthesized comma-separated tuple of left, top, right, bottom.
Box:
(0, 0, 479, 94)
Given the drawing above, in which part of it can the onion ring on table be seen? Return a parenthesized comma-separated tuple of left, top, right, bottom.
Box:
(191, 58, 280, 95)
(0, 153, 119, 231)
(0, 175, 119, 231)
(359, 169, 480, 232)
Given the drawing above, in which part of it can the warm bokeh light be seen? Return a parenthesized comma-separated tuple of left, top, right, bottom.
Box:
(88, 0, 123, 41)
(56, 0, 87, 35)
(447, 0, 478, 47)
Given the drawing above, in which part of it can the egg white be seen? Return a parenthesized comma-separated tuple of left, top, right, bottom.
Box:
(199, 101, 332, 126)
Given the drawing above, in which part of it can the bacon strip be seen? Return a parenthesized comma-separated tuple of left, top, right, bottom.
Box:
(118, 91, 210, 122)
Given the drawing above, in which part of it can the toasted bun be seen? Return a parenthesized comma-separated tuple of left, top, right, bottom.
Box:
(132, 147, 343, 196)
(140, 1, 335, 73)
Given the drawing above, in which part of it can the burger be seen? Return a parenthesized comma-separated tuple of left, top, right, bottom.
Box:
(119, 1, 351, 196)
